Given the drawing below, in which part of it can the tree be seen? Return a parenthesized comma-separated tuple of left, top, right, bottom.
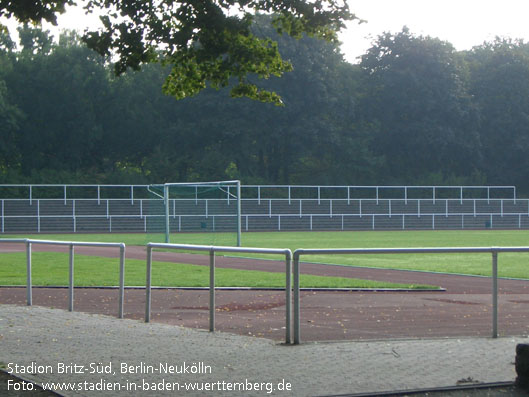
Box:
(465, 39, 529, 190)
(359, 28, 481, 183)
(145, 14, 377, 184)
(1, 0, 355, 104)
(0, 81, 22, 170)
(6, 26, 111, 175)
(0, 28, 23, 172)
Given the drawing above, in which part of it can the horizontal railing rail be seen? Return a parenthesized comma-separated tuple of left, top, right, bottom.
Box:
(3, 212, 529, 233)
(0, 238, 126, 318)
(144, 243, 293, 344)
(292, 246, 529, 344)
(0, 184, 518, 201)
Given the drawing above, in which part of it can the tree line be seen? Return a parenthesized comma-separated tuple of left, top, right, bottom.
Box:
(1, 18, 529, 192)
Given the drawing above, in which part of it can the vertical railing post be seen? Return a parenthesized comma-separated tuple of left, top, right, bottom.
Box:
(37, 200, 40, 233)
(285, 251, 292, 344)
(164, 185, 170, 243)
(293, 252, 301, 344)
(26, 241, 32, 306)
(145, 245, 152, 322)
(68, 244, 74, 312)
(209, 250, 215, 332)
(118, 244, 125, 319)
(492, 250, 498, 338)
(236, 181, 242, 247)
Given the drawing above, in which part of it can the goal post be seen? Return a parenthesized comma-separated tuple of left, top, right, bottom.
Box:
(147, 180, 242, 246)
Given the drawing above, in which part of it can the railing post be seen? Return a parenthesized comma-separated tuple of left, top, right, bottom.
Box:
(145, 245, 152, 322)
(37, 200, 40, 233)
(293, 252, 301, 344)
(119, 244, 125, 319)
(285, 251, 292, 344)
(26, 241, 32, 306)
(209, 250, 215, 332)
(164, 185, 170, 243)
(69, 244, 74, 312)
(492, 250, 498, 338)
(236, 180, 242, 247)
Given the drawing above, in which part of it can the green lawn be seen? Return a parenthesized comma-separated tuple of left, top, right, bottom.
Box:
(2, 230, 529, 279)
(0, 252, 434, 289)
(244, 230, 529, 279)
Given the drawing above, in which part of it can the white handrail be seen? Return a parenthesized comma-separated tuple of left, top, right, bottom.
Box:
(0, 239, 126, 318)
(145, 243, 293, 344)
(292, 246, 529, 344)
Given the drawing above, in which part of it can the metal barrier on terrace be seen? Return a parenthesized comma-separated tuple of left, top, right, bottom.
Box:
(144, 243, 293, 344)
(0, 184, 524, 233)
(0, 238, 126, 318)
(292, 246, 529, 344)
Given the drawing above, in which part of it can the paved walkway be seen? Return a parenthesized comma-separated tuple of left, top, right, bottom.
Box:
(0, 304, 526, 396)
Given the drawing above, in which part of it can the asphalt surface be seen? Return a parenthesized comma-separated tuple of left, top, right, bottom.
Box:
(1, 305, 528, 396)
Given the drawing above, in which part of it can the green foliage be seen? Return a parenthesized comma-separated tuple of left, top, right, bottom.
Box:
(1, 0, 355, 104)
(464, 38, 529, 188)
(359, 28, 481, 184)
(2, 21, 529, 190)
(80, 0, 353, 104)
(0, 0, 73, 25)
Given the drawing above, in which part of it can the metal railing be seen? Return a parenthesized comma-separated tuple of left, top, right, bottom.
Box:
(0, 184, 522, 233)
(0, 184, 517, 201)
(144, 243, 293, 344)
(3, 197, 529, 233)
(292, 246, 529, 344)
(0, 239, 126, 318)
(241, 185, 517, 203)
(0, 184, 150, 203)
(2, 238, 528, 344)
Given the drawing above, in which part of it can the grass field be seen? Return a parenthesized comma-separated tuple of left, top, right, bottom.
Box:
(2, 229, 529, 282)
(0, 252, 434, 289)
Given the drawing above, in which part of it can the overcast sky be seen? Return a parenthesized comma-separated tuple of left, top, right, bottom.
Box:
(3, 0, 529, 64)
(340, 0, 529, 62)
